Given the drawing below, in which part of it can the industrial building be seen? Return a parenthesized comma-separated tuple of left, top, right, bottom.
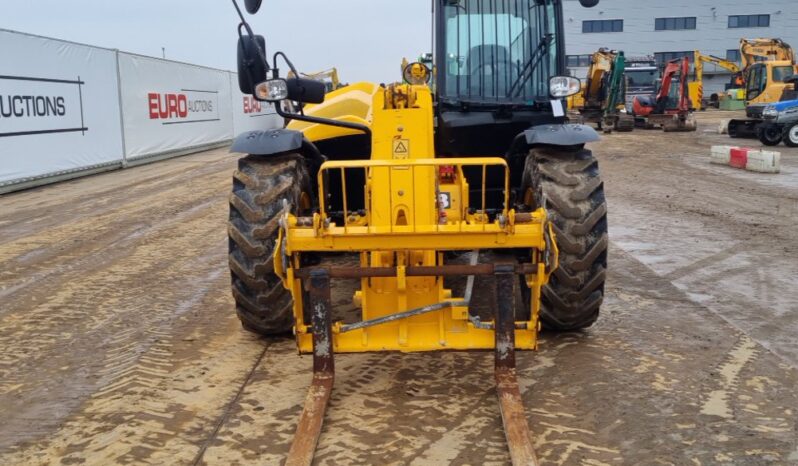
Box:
(563, 0, 798, 95)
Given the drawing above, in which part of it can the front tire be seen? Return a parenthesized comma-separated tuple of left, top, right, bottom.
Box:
(228, 154, 310, 335)
(522, 147, 608, 331)
(782, 123, 798, 147)
(758, 124, 783, 146)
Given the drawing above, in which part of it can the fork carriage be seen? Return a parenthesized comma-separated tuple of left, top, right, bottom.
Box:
(276, 157, 557, 466)
(277, 158, 557, 353)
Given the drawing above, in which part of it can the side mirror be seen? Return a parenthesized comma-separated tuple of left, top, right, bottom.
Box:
(286, 77, 327, 104)
(237, 35, 268, 94)
(244, 0, 262, 14)
(579, 0, 599, 7)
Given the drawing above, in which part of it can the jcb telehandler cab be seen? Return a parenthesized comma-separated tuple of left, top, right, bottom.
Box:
(228, 0, 606, 464)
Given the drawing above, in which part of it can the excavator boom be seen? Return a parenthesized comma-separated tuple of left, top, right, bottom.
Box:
(740, 38, 795, 68)
(691, 51, 743, 110)
(694, 50, 741, 83)
(300, 68, 342, 93)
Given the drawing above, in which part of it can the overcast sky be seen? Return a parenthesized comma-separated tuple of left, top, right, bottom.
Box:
(2, 0, 433, 83)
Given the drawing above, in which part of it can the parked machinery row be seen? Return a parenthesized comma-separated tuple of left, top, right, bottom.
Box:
(571, 51, 696, 132)
(571, 37, 797, 140)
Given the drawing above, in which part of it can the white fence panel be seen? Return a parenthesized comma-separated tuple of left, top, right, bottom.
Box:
(118, 53, 234, 160)
(229, 72, 283, 135)
(0, 30, 124, 186)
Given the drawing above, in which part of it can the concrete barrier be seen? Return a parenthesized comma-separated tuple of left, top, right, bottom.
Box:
(746, 150, 780, 173)
(729, 148, 748, 169)
(710, 145, 734, 165)
(710, 145, 780, 173)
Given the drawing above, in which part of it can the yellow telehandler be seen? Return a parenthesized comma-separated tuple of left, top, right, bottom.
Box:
(228, 0, 607, 464)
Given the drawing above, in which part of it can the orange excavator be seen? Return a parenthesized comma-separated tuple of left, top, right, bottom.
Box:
(633, 56, 697, 132)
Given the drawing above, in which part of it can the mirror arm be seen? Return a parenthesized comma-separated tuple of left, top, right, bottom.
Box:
(275, 103, 372, 139)
(274, 52, 300, 78)
(273, 52, 304, 115)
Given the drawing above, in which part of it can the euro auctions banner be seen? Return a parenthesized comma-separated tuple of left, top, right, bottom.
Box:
(118, 53, 234, 159)
(0, 29, 124, 184)
(229, 73, 283, 135)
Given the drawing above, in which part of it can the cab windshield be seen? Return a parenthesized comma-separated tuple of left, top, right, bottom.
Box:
(625, 69, 657, 89)
(441, 0, 557, 104)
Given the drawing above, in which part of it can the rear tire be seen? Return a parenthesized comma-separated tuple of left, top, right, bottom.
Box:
(782, 123, 798, 147)
(228, 154, 310, 335)
(728, 120, 740, 138)
(758, 124, 783, 146)
(522, 147, 608, 331)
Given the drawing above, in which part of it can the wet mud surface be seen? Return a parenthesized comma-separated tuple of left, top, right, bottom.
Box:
(1, 112, 797, 465)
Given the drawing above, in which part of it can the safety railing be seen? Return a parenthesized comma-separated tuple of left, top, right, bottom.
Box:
(315, 157, 511, 235)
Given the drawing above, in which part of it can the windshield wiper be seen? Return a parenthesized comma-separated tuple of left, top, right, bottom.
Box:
(508, 34, 553, 98)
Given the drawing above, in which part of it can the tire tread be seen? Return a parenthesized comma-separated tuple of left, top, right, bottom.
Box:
(524, 147, 608, 331)
(228, 153, 309, 335)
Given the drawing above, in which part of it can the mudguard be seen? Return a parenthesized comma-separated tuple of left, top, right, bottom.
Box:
(230, 128, 303, 155)
(524, 124, 600, 146)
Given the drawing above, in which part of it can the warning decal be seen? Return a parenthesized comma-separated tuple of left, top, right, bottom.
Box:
(392, 138, 409, 159)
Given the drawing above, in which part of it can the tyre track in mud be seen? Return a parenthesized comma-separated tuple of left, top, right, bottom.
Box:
(0, 152, 234, 246)
(0, 148, 275, 464)
(196, 248, 798, 465)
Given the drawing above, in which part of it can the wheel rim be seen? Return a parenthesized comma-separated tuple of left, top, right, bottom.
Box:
(764, 127, 781, 142)
(790, 126, 798, 143)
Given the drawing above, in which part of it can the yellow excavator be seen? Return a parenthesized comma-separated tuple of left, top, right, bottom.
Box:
(740, 38, 797, 105)
(728, 38, 798, 138)
(690, 51, 742, 110)
(575, 48, 634, 133)
(229, 0, 607, 464)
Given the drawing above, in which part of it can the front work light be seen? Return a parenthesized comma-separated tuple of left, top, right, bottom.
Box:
(255, 78, 289, 102)
(549, 76, 581, 98)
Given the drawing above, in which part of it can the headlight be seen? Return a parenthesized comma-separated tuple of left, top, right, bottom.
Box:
(255, 78, 289, 102)
(762, 106, 779, 119)
(549, 76, 581, 98)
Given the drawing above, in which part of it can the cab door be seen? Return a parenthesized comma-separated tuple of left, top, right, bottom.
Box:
(745, 64, 766, 104)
